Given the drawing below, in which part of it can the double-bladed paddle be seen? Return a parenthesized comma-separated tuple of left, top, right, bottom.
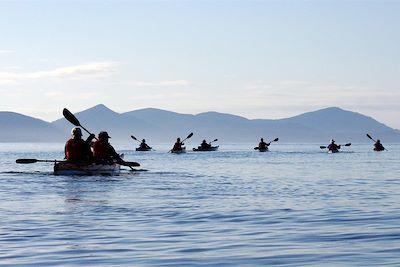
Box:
(16, 158, 60, 164)
(16, 158, 140, 167)
(320, 143, 351, 149)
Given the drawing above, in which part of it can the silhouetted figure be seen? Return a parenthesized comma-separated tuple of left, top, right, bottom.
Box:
(200, 139, 211, 149)
(327, 139, 340, 153)
(64, 127, 94, 162)
(258, 138, 269, 150)
(139, 139, 151, 150)
(374, 139, 385, 151)
(172, 137, 184, 151)
(93, 131, 123, 164)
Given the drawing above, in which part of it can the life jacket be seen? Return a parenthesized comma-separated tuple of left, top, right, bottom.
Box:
(65, 138, 92, 162)
(173, 142, 182, 150)
(93, 140, 118, 163)
(328, 143, 339, 151)
(140, 142, 149, 149)
(259, 142, 267, 149)
(201, 142, 210, 148)
(374, 143, 385, 151)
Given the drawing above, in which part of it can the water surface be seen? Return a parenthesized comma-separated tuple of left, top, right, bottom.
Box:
(1, 143, 399, 266)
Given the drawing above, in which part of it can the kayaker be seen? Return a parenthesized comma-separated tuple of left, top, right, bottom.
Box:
(200, 139, 211, 149)
(172, 138, 184, 151)
(93, 131, 123, 164)
(258, 138, 268, 150)
(64, 127, 94, 162)
(139, 139, 151, 150)
(327, 139, 340, 152)
(374, 139, 385, 151)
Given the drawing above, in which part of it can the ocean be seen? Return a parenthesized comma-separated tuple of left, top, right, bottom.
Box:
(1, 143, 399, 266)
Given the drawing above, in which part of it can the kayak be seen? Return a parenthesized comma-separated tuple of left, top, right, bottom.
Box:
(373, 148, 385, 152)
(136, 147, 152, 151)
(54, 161, 121, 175)
(171, 147, 186, 154)
(193, 145, 219, 152)
(254, 147, 268, 152)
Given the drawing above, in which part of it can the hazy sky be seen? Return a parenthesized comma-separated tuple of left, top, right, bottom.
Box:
(1, 0, 399, 128)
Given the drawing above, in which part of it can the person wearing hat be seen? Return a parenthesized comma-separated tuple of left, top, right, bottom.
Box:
(64, 127, 95, 162)
(327, 139, 340, 153)
(93, 131, 123, 164)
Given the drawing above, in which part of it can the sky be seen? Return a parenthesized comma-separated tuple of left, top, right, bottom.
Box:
(0, 0, 399, 128)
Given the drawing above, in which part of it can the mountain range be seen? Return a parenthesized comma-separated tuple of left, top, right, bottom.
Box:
(2, 104, 400, 143)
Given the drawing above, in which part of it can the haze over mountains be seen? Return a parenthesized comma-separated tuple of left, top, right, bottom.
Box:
(2, 104, 400, 143)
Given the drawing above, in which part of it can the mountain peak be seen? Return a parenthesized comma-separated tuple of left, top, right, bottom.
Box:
(320, 106, 345, 112)
(86, 104, 116, 113)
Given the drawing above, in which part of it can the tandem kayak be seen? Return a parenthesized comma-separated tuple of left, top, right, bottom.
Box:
(171, 147, 186, 154)
(54, 161, 121, 175)
(193, 146, 219, 152)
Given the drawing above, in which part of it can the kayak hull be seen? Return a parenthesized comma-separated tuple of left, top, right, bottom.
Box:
(171, 147, 186, 154)
(54, 162, 121, 176)
(193, 146, 219, 152)
(328, 150, 339, 153)
(136, 147, 152, 151)
(258, 148, 269, 152)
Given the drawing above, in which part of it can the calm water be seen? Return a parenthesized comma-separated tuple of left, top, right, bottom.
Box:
(1, 143, 399, 266)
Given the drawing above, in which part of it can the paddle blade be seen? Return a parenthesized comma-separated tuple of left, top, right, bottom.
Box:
(16, 159, 38, 164)
(254, 147, 259, 150)
(320, 146, 327, 149)
(63, 108, 81, 127)
(344, 143, 351, 146)
(186, 132, 193, 139)
(213, 139, 218, 142)
(121, 161, 140, 167)
(130, 135, 137, 141)
(273, 138, 279, 142)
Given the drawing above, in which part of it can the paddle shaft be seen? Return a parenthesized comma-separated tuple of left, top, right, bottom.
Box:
(366, 134, 376, 142)
(320, 143, 351, 149)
